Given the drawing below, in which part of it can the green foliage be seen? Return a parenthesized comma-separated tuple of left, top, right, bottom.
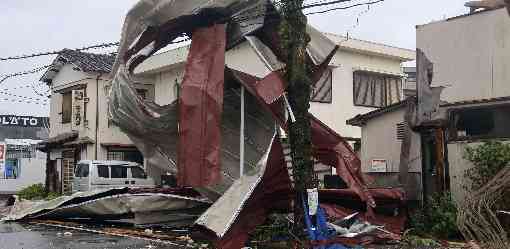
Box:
(249, 214, 293, 248)
(409, 192, 460, 239)
(463, 141, 510, 188)
(401, 230, 441, 247)
(463, 141, 510, 209)
(45, 192, 62, 200)
(17, 183, 61, 200)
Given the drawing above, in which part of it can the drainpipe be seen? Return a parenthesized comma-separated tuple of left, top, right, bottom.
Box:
(95, 73, 102, 160)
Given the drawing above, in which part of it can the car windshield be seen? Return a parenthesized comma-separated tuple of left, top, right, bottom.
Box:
(130, 167, 147, 179)
(75, 164, 89, 177)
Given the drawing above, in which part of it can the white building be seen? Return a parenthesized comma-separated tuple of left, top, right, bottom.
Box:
(40, 31, 414, 193)
(135, 33, 414, 142)
(348, 6, 510, 204)
(0, 139, 47, 195)
(40, 50, 154, 194)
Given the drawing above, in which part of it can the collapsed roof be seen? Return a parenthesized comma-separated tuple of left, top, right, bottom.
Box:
(107, 0, 399, 247)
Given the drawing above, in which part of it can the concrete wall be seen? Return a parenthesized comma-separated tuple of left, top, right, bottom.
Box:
(359, 108, 422, 199)
(417, 8, 510, 103)
(49, 64, 153, 161)
(417, 9, 510, 203)
(0, 157, 46, 194)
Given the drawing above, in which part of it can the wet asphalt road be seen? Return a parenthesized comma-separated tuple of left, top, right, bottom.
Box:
(0, 223, 183, 249)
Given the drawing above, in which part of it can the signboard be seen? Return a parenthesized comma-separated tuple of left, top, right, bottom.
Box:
(370, 159, 387, 172)
(0, 142, 5, 178)
(0, 115, 48, 128)
(71, 89, 85, 131)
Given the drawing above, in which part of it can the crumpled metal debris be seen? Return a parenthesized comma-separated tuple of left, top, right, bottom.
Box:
(328, 215, 383, 238)
(108, 1, 377, 248)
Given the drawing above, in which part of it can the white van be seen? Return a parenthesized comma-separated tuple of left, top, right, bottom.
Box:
(72, 160, 156, 193)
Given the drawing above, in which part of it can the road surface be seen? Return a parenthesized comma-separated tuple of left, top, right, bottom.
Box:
(0, 222, 184, 249)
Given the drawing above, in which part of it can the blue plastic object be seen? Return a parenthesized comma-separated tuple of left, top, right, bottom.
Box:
(301, 194, 358, 249)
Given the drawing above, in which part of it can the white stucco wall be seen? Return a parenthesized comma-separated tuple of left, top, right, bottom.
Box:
(360, 108, 421, 174)
(0, 158, 46, 194)
(49, 64, 150, 161)
(141, 39, 409, 139)
(358, 108, 422, 200)
(417, 8, 510, 103)
(311, 50, 405, 138)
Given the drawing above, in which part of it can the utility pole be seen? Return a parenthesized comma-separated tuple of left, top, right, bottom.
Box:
(280, 0, 317, 242)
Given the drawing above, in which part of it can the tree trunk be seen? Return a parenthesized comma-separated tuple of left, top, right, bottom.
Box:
(280, 0, 317, 243)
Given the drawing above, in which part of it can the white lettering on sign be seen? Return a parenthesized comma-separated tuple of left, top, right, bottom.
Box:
(29, 118, 38, 126)
(0, 115, 46, 127)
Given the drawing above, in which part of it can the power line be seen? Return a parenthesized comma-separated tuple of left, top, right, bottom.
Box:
(0, 65, 51, 84)
(0, 90, 49, 102)
(0, 42, 119, 62)
(305, 0, 384, 15)
(0, 97, 48, 106)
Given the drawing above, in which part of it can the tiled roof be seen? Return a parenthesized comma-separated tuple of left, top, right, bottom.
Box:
(59, 49, 115, 73)
(346, 97, 415, 127)
(41, 49, 115, 83)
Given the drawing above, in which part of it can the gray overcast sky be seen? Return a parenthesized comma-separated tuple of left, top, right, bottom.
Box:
(0, 0, 469, 116)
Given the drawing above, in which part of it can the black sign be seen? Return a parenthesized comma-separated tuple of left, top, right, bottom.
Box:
(0, 115, 48, 128)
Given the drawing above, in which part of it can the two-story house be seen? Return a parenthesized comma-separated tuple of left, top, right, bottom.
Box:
(132, 32, 414, 181)
(39, 49, 154, 194)
(347, 6, 510, 204)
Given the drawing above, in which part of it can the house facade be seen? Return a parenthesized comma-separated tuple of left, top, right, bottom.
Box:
(348, 6, 510, 204)
(40, 50, 155, 194)
(0, 115, 49, 194)
(135, 32, 414, 143)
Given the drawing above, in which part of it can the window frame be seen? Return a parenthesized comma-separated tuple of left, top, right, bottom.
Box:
(130, 166, 147, 179)
(107, 147, 144, 165)
(448, 104, 510, 142)
(352, 70, 403, 108)
(61, 91, 72, 124)
(310, 68, 333, 104)
(110, 165, 128, 179)
(75, 163, 89, 178)
(97, 165, 110, 178)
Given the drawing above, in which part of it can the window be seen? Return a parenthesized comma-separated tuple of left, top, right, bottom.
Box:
(449, 105, 510, 141)
(136, 89, 147, 100)
(130, 167, 147, 179)
(97, 165, 109, 178)
(107, 148, 144, 164)
(111, 165, 127, 178)
(311, 69, 332, 103)
(3, 159, 19, 179)
(353, 71, 402, 108)
(75, 163, 89, 177)
(61, 92, 72, 123)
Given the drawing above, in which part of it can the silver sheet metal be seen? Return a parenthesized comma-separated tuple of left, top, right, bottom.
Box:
(108, 0, 338, 239)
(2, 188, 127, 221)
(32, 193, 210, 223)
(195, 134, 276, 237)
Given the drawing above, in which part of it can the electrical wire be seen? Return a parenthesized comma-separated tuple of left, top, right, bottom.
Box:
(0, 90, 49, 102)
(0, 42, 119, 61)
(305, 0, 384, 15)
(0, 97, 48, 106)
(0, 65, 51, 84)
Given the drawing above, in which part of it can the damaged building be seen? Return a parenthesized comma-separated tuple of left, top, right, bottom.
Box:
(348, 6, 510, 204)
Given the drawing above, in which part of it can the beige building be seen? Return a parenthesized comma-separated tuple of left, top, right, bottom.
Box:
(40, 50, 154, 193)
(135, 33, 414, 142)
(41, 31, 414, 193)
(349, 6, 510, 204)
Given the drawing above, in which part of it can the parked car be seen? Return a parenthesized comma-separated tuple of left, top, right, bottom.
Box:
(72, 160, 155, 193)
